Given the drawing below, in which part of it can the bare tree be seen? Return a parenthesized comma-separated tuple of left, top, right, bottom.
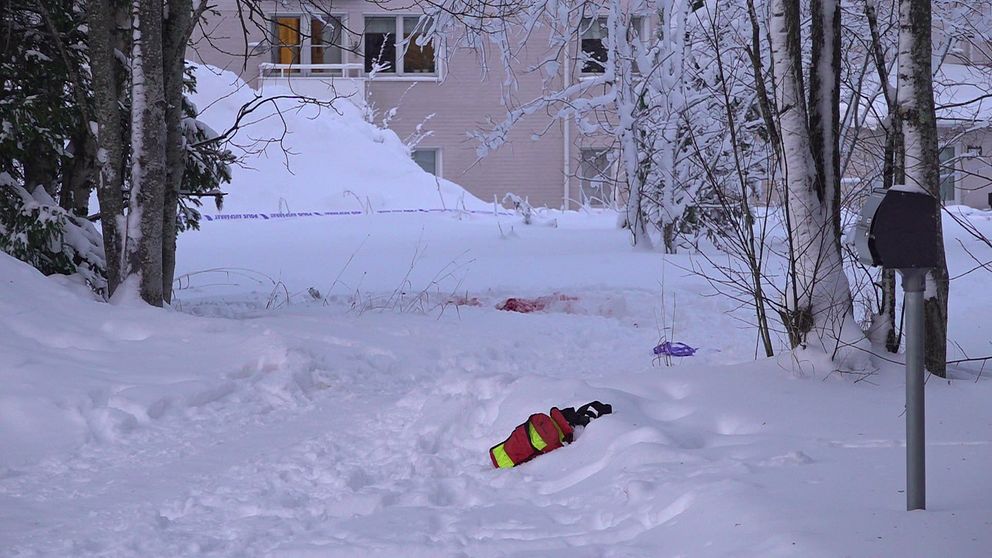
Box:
(683, 0, 778, 357)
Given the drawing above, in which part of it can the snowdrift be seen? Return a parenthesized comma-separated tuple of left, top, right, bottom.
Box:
(0, 252, 329, 468)
(189, 64, 488, 215)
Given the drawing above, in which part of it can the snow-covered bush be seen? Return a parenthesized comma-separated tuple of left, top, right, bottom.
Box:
(502, 193, 534, 224)
(0, 174, 106, 294)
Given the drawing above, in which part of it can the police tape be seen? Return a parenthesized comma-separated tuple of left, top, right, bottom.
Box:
(201, 208, 514, 222)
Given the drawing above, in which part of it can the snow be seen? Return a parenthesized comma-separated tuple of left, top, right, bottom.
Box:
(862, 62, 992, 129)
(4, 212, 992, 555)
(187, 64, 488, 215)
(890, 183, 930, 195)
(933, 63, 992, 124)
(4, 64, 992, 557)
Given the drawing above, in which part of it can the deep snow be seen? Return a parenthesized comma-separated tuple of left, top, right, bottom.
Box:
(3, 65, 992, 557)
(4, 207, 992, 556)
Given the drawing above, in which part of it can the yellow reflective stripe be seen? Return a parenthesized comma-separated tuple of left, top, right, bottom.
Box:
(528, 422, 548, 451)
(492, 443, 515, 468)
(551, 420, 565, 443)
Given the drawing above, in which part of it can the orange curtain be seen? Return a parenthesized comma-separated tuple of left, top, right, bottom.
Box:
(276, 17, 300, 64)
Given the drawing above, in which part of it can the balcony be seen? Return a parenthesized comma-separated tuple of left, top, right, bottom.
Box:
(258, 63, 366, 105)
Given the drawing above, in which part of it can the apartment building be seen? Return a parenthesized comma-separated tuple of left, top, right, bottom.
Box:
(189, 0, 638, 209)
(189, 1, 992, 210)
(932, 60, 992, 208)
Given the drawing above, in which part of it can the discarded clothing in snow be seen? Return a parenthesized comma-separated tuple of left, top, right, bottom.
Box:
(489, 401, 613, 469)
(653, 341, 697, 357)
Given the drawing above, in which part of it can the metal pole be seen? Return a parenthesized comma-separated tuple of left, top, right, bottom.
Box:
(900, 268, 927, 511)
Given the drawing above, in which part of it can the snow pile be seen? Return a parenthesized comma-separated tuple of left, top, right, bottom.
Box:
(189, 64, 487, 214)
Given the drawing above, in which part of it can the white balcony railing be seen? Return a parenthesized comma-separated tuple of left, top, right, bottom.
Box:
(259, 62, 365, 78)
(258, 63, 366, 104)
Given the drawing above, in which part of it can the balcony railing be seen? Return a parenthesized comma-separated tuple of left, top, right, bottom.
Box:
(259, 62, 365, 78)
(258, 63, 367, 104)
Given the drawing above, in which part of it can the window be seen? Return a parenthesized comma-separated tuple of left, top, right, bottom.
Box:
(364, 17, 397, 73)
(273, 17, 302, 67)
(310, 17, 343, 71)
(939, 146, 956, 202)
(364, 16, 436, 75)
(578, 148, 615, 206)
(270, 15, 345, 75)
(579, 16, 644, 74)
(412, 148, 439, 176)
(580, 18, 608, 74)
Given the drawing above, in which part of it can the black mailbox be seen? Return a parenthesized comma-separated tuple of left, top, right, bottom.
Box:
(855, 186, 942, 269)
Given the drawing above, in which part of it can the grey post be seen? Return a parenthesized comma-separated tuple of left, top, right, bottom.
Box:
(901, 268, 927, 511)
(855, 186, 939, 511)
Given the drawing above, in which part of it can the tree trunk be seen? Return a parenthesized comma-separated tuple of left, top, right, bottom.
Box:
(87, 0, 127, 294)
(123, 0, 168, 305)
(881, 123, 905, 353)
(60, 131, 98, 217)
(897, 0, 948, 377)
(746, 0, 780, 164)
(161, 0, 193, 304)
(622, 143, 654, 250)
(864, 0, 903, 353)
(808, 0, 842, 245)
(770, 0, 857, 354)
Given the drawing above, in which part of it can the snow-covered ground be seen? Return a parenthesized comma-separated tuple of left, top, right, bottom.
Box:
(3, 66, 992, 557)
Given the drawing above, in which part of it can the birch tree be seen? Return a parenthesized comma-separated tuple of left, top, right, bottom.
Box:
(123, 0, 169, 303)
(425, 0, 707, 251)
(769, 0, 863, 357)
(897, 0, 948, 376)
(88, 0, 220, 305)
(633, 0, 696, 253)
(844, 0, 992, 368)
(809, 0, 842, 245)
(861, 0, 904, 353)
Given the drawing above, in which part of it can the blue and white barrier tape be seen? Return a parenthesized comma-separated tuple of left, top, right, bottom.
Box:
(201, 207, 514, 222)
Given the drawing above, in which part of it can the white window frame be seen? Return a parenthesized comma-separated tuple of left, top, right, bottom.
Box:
(412, 147, 442, 178)
(363, 14, 440, 80)
(268, 12, 349, 75)
(939, 145, 959, 204)
(578, 15, 647, 77)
